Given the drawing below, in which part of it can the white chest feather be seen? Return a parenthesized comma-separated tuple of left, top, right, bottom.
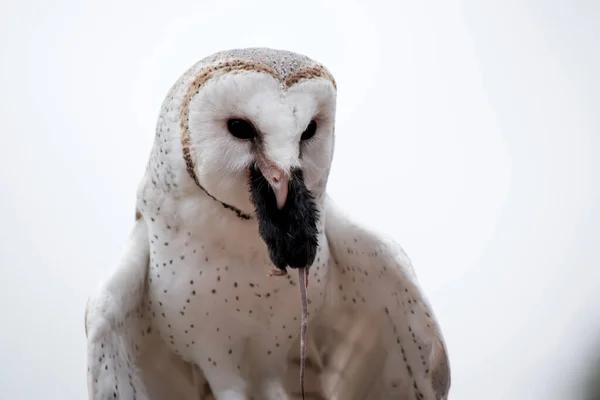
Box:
(142, 200, 331, 384)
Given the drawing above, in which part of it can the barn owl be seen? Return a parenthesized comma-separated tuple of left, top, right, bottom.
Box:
(85, 47, 451, 400)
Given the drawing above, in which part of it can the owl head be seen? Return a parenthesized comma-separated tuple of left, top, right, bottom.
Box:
(148, 48, 338, 271)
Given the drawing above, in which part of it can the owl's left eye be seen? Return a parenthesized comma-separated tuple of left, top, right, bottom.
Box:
(301, 120, 317, 141)
(227, 119, 257, 140)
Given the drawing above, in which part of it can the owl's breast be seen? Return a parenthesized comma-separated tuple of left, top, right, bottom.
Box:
(145, 232, 332, 363)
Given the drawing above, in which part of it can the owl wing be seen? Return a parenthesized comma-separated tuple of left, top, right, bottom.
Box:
(85, 216, 208, 400)
(316, 195, 451, 400)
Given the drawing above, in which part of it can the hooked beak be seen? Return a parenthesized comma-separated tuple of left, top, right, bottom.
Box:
(258, 163, 289, 210)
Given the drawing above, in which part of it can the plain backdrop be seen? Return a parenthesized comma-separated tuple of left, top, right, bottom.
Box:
(1, 1, 599, 399)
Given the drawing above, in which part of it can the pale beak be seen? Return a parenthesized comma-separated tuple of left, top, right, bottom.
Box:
(259, 163, 289, 210)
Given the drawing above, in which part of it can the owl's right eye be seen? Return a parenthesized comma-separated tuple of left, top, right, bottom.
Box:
(227, 119, 257, 140)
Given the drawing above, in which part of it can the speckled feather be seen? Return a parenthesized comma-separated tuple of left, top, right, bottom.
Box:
(320, 197, 451, 399)
(85, 219, 207, 400)
(85, 47, 450, 400)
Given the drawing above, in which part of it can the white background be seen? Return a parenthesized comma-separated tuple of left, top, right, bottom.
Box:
(1, 1, 599, 399)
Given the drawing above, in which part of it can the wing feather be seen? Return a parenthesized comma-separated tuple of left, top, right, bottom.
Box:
(319, 196, 451, 400)
(85, 218, 207, 400)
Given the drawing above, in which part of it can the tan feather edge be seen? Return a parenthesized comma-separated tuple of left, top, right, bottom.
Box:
(430, 337, 451, 398)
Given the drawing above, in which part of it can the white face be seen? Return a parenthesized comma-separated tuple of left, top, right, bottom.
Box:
(186, 71, 337, 215)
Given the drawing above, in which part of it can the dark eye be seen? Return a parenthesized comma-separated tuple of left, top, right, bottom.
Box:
(301, 120, 317, 141)
(227, 119, 256, 140)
